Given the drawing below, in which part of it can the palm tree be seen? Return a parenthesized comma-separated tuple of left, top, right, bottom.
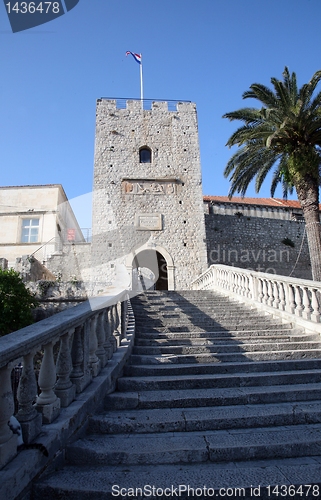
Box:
(223, 67, 321, 281)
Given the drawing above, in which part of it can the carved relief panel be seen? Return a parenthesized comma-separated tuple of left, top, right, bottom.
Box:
(122, 179, 178, 195)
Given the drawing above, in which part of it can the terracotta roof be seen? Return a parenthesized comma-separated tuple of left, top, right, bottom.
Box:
(203, 195, 307, 210)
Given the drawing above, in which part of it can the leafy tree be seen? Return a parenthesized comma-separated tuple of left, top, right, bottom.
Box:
(0, 268, 38, 336)
(223, 67, 321, 281)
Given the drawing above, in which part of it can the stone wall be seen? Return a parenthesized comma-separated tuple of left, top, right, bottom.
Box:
(46, 242, 92, 283)
(15, 255, 56, 282)
(205, 211, 312, 279)
(27, 280, 87, 320)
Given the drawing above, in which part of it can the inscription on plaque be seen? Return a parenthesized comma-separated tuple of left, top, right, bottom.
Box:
(123, 180, 177, 195)
(135, 213, 162, 231)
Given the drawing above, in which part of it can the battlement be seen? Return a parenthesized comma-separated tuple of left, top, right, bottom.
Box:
(97, 97, 194, 112)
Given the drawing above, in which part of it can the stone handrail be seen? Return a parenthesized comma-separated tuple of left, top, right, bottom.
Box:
(192, 264, 321, 329)
(0, 288, 134, 471)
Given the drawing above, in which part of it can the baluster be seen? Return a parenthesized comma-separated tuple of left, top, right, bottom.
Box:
(258, 279, 264, 303)
(213, 268, 217, 289)
(285, 284, 296, 314)
(71, 325, 84, 380)
(244, 276, 249, 297)
(302, 287, 312, 321)
(216, 270, 221, 288)
(89, 314, 101, 377)
(233, 274, 238, 294)
(96, 311, 108, 367)
(236, 274, 241, 295)
(219, 270, 223, 290)
(113, 304, 121, 347)
(239, 274, 244, 296)
(224, 270, 228, 290)
(310, 289, 321, 322)
(262, 280, 269, 305)
(224, 270, 229, 289)
(108, 307, 117, 353)
(215, 270, 219, 288)
(121, 301, 128, 340)
(239, 275, 244, 295)
(279, 282, 286, 311)
(249, 274, 255, 300)
(55, 329, 76, 407)
(244, 276, 250, 298)
(70, 324, 90, 393)
(272, 281, 280, 309)
(36, 341, 61, 424)
(117, 302, 124, 343)
(267, 280, 274, 307)
(0, 363, 17, 468)
(104, 308, 114, 359)
(16, 351, 42, 443)
(246, 276, 250, 297)
(220, 270, 224, 289)
(294, 286, 303, 317)
(224, 270, 229, 292)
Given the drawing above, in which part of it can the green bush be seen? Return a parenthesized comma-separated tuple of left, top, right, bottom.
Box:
(0, 268, 38, 336)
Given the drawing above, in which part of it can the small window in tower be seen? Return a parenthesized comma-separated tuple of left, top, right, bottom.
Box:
(139, 147, 152, 163)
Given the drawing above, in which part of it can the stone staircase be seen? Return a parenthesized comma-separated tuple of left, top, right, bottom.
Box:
(33, 290, 321, 499)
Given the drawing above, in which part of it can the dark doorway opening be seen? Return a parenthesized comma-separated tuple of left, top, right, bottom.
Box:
(132, 250, 168, 291)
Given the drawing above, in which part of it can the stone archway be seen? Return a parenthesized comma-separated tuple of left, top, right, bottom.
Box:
(125, 245, 175, 290)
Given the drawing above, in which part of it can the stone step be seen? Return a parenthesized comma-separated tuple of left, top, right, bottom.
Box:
(136, 326, 304, 339)
(134, 308, 264, 317)
(137, 316, 285, 323)
(132, 341, 321, 356)
(130, 348, 321, 364)
(125, 357, 321, 377)
(117, 368, 321, 392)
(136, 321, 295, 333)
(135, 333, 315, 346)
(105, 382, 321, 410)
(89, 400, 321, 435)
(65, 423, 321, 466)
(32, 457, 321, 500)
(133, 300, 288, 308)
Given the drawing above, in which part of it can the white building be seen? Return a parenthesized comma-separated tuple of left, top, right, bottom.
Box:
(0, 184, 84, 269)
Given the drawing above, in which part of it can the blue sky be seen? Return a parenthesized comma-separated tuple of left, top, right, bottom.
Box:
(1, 0, 321, 227)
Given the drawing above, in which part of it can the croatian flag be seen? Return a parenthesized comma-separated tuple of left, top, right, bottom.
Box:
(126, 51, 142, 65)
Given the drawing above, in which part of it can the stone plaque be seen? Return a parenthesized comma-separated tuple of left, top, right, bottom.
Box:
(123, 180, 177, 195)
(135, 213, 162, 231)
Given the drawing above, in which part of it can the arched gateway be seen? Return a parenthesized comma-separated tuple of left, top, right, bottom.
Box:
(125, 245, 174, 291)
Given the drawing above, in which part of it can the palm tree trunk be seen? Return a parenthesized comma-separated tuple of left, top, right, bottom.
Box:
(296, 176, 321, 282)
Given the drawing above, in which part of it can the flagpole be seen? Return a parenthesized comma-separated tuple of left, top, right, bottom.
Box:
(126, 51, 143, 107)
(140, 54, 143, 108)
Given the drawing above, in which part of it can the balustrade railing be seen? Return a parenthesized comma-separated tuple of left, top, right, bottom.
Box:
(0, 289, 132, 469)
(192, 264, 321, 326)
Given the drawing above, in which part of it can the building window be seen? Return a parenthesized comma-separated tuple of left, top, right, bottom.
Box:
(139, 147, 151, 163)
(21, 218, 40, 243)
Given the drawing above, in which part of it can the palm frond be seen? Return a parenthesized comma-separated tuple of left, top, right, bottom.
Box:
(223, 67, 321, 202)
(243, 84, 278, 108)
(223, 107, 263, 125)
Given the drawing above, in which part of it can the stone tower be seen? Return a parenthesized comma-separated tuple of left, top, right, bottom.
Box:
(91, 99, 208, 291)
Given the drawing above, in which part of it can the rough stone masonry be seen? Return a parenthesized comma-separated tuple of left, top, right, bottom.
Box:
(90, 99, 208, 290)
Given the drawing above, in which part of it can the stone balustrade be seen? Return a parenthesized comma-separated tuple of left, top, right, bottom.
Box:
(0, 289, 133, 470)
(192, 264, 321, 329)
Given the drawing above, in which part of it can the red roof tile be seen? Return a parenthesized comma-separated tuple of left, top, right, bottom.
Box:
(203, 195, 309, 210)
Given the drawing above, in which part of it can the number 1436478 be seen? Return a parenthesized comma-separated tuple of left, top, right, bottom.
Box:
(5, 2, 61, 14)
